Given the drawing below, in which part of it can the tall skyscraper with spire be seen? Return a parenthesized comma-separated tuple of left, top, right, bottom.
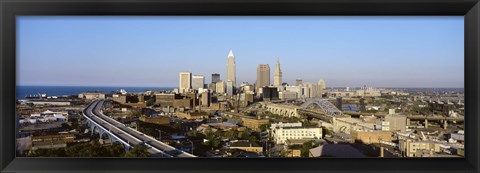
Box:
(274, 58, 282, 86)
(226, 50, 236, 87)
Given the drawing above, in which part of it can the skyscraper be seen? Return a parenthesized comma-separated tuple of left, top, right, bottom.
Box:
(274, 58, 282, 86)
(179, 72, 192, 93)
(192, 75, 205, 90)
(318, 79, 326, 90)
(317, 79, 326, 97)
(211, 73, 220, 84)
(226, 50, 236, 87)
(256, 64, 270, 92)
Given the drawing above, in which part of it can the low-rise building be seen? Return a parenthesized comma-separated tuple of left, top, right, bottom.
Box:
(350, 130, 392, 144)
(24, 100, 71, 106)
(112, 94, 127, 103)
(228, 140, 263, 153)
(309, 144, 366, 158)
(78, 92, 105, 100)
(31, 133, 75, 151)
(384, 114, 407, 132)
(175, 111, 207, 120)
(399, 140, 441, 157)
(155, 93, 176, 107)
(206, 122, 238, 131)
(279, 91, 297, 100)
(240, 117, 269, 131)
(139, 115, 170, 126)
(271, 124, 322, 144)
(333, 117, 380, 134)
(173, 98, 192, 108)
(286, 148, 301, 157)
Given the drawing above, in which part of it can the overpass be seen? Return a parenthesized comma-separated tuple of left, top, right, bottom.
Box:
(83, 100, 196, 157)
(343, 112, 464, 122)
(343, 112, 464, 129)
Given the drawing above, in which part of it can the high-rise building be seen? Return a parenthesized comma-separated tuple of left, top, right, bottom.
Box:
(216, 81, 225, 94)
(262, 86, 279, 101)
(295, 79, 303, 86)
(317, 79, 326, 97)
(318, 79, 326, 89)
(201, 91, 211, 107)
(179, 72, 192, 93)
(256, 64, 270, 91)
(226, 50, 236, 87)
(212, 73, 220, 84)
(192, 75, 205, 90)
(226, 80, 234, 96)
(299, 83, 320, 98)
(274, 58, 282, 87)
(336, 97, 343, 110)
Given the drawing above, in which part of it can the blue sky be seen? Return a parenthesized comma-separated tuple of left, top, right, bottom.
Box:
(17, 16, 464, 88)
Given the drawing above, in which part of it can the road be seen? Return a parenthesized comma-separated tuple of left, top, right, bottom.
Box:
(84, 100, 196, 157)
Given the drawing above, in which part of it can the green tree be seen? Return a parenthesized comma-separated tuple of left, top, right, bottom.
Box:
(248, 136, 257, 143)
(300, 140, 314, 157)
(70, 118, 79, 129)
(124, 145, 150, 157)
(61, 122, 72, 130)
(173, 122, 182, 130)
(223, 130, 236, 139)
(146, 97, 156, 106)
(109, 142, 126, 157)
(28, 148, 66, 157)
(127, 110, 142, 119)
(240, 131, 250, 140)
(259, 123, 271, 132)
(76, 141, 111, 157)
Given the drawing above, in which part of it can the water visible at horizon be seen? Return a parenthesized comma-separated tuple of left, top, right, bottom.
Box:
(16, 86, 175, 99)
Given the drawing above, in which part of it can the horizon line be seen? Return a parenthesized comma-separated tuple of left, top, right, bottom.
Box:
(16, 85, 464, 89)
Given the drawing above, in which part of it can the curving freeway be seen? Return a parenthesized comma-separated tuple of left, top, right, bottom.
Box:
(83, 100, 196, 157)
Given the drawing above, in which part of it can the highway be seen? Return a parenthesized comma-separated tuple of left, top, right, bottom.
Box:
(83, 100, 196, 157)
(344, 112, 464, 122)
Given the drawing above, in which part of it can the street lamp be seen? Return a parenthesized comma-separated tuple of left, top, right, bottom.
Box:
(155, 129, 162, 141)
(187, 139, 194, 154)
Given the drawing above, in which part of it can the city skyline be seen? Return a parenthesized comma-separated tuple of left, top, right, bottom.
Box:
(17, 16, 464, 88)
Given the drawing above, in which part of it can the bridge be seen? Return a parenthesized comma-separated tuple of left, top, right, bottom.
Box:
(265, 103, 300, 117)
(83, 100, 196, 157)
(300, 98, 343, 117)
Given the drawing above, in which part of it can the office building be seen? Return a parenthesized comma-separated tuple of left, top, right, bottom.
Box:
(299, 83, 320, 98)
(384, 114, 407, 132)
(318, 79, 326, 97)
(192, 75, 205, 90)
(201, 91, 211, 107)
(399, 140, 441, 157)
(256, 64, 270, 91)
(274, 58, 282, 86)
(262, 86, 279, 101)
(318, 79, 326, 90)
(212, 73, 220, 83)
(179, 72, 192, 94)
(226, 80, 234, 96)
(350, 130, 393, 144)
(270, 122, 322, 144)
(226, 50, 236, 86)
(155, 93, 176, 107)
(216, 81, 225, 94)
(336, 97, 343, 110)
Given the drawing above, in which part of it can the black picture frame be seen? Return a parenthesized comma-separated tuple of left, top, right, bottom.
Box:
(1, 0, 479, 173)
